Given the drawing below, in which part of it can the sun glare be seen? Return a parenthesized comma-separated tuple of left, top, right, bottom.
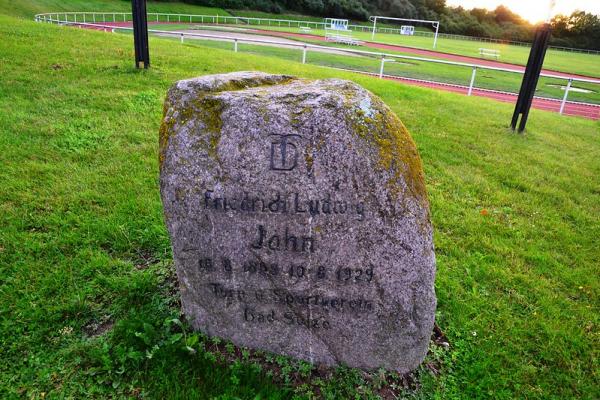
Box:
(517, 3, 551, 23)
(447, 0, 568, 23)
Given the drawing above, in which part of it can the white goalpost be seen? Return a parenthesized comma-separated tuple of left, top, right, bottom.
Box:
(369, 16, 440, 49)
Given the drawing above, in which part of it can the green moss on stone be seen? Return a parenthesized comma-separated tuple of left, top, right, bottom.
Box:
(160, 75, 297, 170)
(158, 100, 176, 169)
(304, 145, 314, 172)
(348, 95, 428, 206)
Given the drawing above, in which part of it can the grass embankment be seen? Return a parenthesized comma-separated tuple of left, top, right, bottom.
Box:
(0, 0, 229, 19)
(1, 11, 599, 400)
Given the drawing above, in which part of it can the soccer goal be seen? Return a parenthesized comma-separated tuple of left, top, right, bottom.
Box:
(369, 16, 440, 49)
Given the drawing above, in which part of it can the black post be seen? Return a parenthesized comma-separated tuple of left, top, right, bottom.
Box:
(511, 23, 552, 133)
(131, 0, 150, 69)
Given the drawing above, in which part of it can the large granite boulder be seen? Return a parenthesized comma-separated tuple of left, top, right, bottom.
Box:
(159, 71, 436, 373)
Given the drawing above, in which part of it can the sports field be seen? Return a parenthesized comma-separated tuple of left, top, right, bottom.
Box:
(108, 22, 600, 106)
(203, 24, 600, 79)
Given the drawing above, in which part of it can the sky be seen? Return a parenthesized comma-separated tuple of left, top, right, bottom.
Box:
(446, 0, 600, 23)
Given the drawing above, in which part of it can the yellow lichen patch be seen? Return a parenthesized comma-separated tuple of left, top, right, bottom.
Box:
(160, 75, 297, 171)
(348, 95, 428, 206)
(304, 144, 314, 173)
(175, 94, 225, 163)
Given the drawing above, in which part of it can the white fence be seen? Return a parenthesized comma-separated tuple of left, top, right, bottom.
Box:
(34, 13, 600, 117)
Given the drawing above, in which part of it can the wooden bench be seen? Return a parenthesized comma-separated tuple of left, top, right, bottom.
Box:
(479, 48, 500, 60)
(325, 31, 363, 46)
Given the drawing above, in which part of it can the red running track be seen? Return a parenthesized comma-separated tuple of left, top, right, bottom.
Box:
(80, 22, 600, 119)
(368, 73, 600, 120)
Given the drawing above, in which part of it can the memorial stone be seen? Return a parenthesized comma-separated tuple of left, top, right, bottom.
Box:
(159, 71, 436, 372)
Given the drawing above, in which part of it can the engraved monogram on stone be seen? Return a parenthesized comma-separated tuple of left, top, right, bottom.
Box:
(270, 134, 301, 171)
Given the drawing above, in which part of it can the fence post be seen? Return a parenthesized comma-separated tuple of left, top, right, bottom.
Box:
(181, 33, 184, 44)
(132, 0, 150, 69)
(559, 78, 572, 115)
(467, 67, 477, 96)
(302, 45, 307, 64)
(234, 39, 238, 52)
(379, 56, 385, 79)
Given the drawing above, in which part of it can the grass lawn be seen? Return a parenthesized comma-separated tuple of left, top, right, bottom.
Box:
(1, 8, 599, 400)
(0, 0, 229, 19)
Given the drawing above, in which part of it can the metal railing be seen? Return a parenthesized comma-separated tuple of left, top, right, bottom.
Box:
(34, 13, 600, 117)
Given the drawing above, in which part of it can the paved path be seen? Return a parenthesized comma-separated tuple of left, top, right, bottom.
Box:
(90, 22, 361, 56)
(162, 29, 362, 56)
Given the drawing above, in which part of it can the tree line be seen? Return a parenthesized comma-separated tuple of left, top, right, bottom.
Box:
(168, 0, 600, 50)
